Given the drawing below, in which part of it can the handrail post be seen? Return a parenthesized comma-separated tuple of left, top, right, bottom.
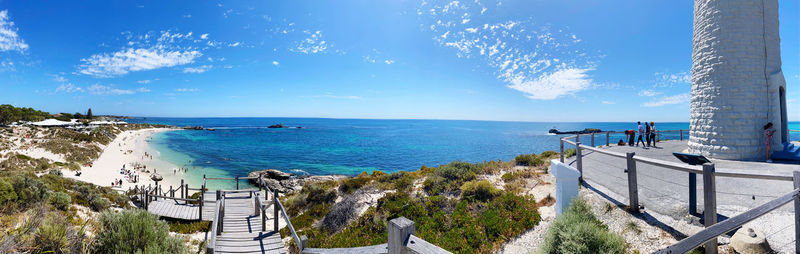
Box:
(273, 189, 279, 233)
(689, 172, 697, 215)
(180, 179, 184, 199)
(626, 152, 639, 214)
(703, 163, 717, 254)
(169, 185, 174, 198)
(236, 175, 239, 190)
(198, 193, 203, 220)
(591, 133, 595, 147)
(680, 129, 684, 141)
(216, 189, 221, 201)
(299, 235, 308, 251)
(606, 132, 610, 146)
(388, 217, 415, 254)
(576, 142, 583, 183)
(793, 171, 800, 252)
(575, 134, 580, 143)
(559, 138, 565, 163)
(184, 184, 189, 204)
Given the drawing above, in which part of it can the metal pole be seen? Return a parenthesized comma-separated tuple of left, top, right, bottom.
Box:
(606, 132, 610, 146)
(576, 142, 583, 183)
(626, 152, 639, 214)
(180, 179, 184, 199)
(591, 133, 595, 147)
(793, 171, 800, 252)
(273, 189, 279, 233)
(680, 130, 684, 141)
(703, 163, 717, 254)
(689, 172, 697, 215)
(559, 138, 565, 163)
(236, 175, 239, 190)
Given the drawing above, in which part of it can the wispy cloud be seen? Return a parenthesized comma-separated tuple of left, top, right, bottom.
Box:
(78, 31, 208, 77)
(86, 84, 150, 96)
(601, 101, 615, 105)
(642, 93, 690, 107)
(272, 61, 279, 66)
(653, 71, 690, 87)
(183, 64, 212, 73)
(419, 0, 597, 100)
(175, 88, 198, 92)
(56, 83, 84, 93)
(384, 60, 395, 65)
(638, 89, 660, 97)
(292, 30, 329, 54)
(0, 10, 28, 52)
(137, 79, 152, 84)
(307, 95, 361, 100)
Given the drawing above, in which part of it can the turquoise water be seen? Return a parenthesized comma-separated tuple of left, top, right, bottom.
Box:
(130, 118, 800, 187)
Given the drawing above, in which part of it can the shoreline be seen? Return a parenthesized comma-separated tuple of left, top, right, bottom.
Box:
(63, 128, 186, 191)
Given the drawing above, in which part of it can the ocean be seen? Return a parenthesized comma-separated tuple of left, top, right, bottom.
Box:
(128, 118, 800, 182)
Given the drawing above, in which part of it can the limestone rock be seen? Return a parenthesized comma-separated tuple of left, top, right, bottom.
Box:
(730, 227, 771, 254)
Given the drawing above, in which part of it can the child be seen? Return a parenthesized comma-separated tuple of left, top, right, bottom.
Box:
(764, 122, 776, 162)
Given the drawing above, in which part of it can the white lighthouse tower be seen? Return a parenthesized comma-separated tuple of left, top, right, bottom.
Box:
(688, 0, 788, 160)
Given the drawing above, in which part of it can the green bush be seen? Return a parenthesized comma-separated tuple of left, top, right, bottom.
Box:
(340, 174, 371, 194)
(168, 220, 211, 234)
(564, 148, 576, 158)
(34, 212, 70, 253)
(422, 162, 477, 195)
(50, 191, 71, 210)
(539, 151, 559, 159)
(11, 174, 50, 206)
(94, 209, 187, 254)
(460, 180, 502, 202)
(89, 195, 111, 211)
(515, 154, 544, 166)
(0, 178, 16, 205)
(538, 198, 626, 254)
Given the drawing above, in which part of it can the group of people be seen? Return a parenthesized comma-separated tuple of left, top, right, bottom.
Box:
(618, 122, 658, 148)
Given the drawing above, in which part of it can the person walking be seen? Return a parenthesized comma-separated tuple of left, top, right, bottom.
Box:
(764, 122, 776, 162)
(636, 122, 646, 147)
(649, 122, 657, 148)
(645, 121, 652, 147)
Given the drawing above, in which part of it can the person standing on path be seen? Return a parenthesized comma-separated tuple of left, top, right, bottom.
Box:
(636, 122, 647, 147)
(645, 121, 652, 147)
(649, 122, 657, 148)
(764, 122, 776, 162)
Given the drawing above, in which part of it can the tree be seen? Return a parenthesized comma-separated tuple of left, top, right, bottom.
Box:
(73, 112, 83, 119)
(86, 108, 92, 119)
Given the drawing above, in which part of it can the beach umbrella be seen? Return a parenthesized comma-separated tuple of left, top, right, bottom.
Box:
(150, 173, 163, 182)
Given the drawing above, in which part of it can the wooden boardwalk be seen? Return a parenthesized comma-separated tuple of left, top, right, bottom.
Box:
(147, 199, 201, 220)
(211, 191, 285, 254)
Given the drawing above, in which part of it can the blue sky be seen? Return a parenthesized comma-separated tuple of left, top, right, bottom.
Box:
(0, 0, 797, 122)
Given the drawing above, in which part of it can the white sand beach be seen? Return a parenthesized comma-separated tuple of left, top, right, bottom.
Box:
(63, 128, 188, 191)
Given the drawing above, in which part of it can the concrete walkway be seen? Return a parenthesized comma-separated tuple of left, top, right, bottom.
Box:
(566, 140, 797, 252)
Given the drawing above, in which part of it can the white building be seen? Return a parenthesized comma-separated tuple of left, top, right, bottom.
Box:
(688, 0, 788, 160)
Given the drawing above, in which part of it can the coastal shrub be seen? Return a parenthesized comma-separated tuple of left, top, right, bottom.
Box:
(515, 154, 544, 166)
(88, 195, 111, 211)
(422, 161, 477, 195)
(392, 171, 415, 191)
(34, 212, 70, 253)
(321, 194, 358, 233)
(0, 178, 16, 206)
(501, 172, 516, 182)
(50, 192, 71, 211)
(11, 174, 50, 206)
(538, 197, 625, 254)
(339, 174, 371, 194)
(564, 148, 576, 158)
(460, 180, 501, 202)
(94, 209, 187, 254)
(305, 182, 337, 205)
(539, 151, 559, 159)
(167, 220, 211, 234)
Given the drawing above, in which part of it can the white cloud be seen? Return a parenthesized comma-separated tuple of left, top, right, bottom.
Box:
(419, 0, 596, 100)
(137, 79, 152, 84)
(78, 31, 207, 77)
(272, 61, 279, 66)
(384, 60, 394, 65)
(292, 30, 329, 54)
(653, 71, 691, 87)
(52, 75, 68, 83)
(642, 93, 690, 107)
(86, 84, 147, 96)
(309, 95, 361, 100)
(183, 64, 212, 73)
(638, 89, 660, 97)
(56, 83, 84, 93)
(506, 68, 593, 100)
(601, 101, 615, 105)
(200, 33, 209, 40)
(0, 10, 28, 52)
(229, 42, 240, 47)
(175, 88, 198, 92)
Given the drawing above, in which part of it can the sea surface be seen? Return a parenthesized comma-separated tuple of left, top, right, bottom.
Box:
(128, 118, 800, 182)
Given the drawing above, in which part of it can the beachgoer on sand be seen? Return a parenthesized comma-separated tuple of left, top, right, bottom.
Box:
(764, 122, 776, 162)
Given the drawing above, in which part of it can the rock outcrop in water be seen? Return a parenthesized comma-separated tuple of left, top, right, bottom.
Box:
(248, 169, 347, 193)
(548, 128, 603, 135)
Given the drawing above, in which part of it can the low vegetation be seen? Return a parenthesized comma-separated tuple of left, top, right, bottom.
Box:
(538, 197, 626, 254)
(280, 152, 560, 253)
(94, 209, 187, 253)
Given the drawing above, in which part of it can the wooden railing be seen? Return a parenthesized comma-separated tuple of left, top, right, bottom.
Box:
(557, 133, 799, 254)
(207, 194, 224, 253)
(128, 180, 204, 220)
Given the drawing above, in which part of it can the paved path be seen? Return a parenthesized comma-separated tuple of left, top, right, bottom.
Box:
(565, 140, 798, 252)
